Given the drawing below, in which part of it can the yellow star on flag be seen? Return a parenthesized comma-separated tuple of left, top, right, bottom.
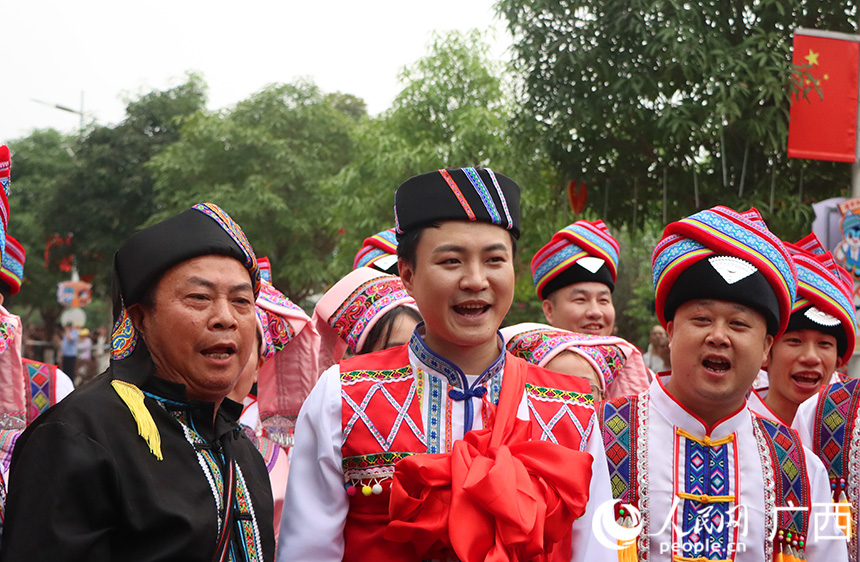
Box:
(805, 49, 820, 65)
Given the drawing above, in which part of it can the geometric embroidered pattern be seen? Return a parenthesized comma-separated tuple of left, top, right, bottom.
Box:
(812, 379, 860, 562)
(168, 407, 226, 528)
(342, 451, 419, 482)
(526, 396, 594, 450)
(679, 435, 734, 559)
(232, 465, 264, 562)
(575, 343, 626, 388)
(814, 378, 860, 481)
(754, 416, 810, 538)
(426, 375, 444, 454)
(341, 367, 425, 451)
(342, 451, 418, 473)
(598, 396, 640, 504)
(329, 276, 412, 353)
(0, 316, 12, 358)
(0, 429, 20, 474)
(23, 360, 57, 424)
(463, 166, 501, 224)
(505, 329, 627, 388)
(192, 203, 260, 296)
(341, 366, 412, 386)
(526, 383, 594, 406)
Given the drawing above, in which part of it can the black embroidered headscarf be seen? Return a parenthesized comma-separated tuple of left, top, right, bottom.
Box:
(110, 203, 260, 372)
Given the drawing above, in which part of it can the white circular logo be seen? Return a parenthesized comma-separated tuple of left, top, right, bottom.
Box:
(592, 500, 644, 551)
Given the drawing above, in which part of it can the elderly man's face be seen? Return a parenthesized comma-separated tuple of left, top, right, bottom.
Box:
(130, 255, 257, 404)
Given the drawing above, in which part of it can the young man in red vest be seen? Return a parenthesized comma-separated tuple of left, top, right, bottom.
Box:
(279, 168, 613, 562)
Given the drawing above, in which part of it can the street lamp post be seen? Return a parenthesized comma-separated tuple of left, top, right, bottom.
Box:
(32, 91, 85, 137)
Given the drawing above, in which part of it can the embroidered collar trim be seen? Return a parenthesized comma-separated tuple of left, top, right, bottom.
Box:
(408, 323, 506, 388)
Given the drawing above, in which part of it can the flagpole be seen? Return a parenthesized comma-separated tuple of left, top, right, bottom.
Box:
(851, 33, 860, 379)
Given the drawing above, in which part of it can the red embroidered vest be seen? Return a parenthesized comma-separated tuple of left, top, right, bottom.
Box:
(339, 346, 597, 561)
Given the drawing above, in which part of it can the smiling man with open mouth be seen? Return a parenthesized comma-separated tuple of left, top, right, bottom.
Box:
(747, 233, 855, 426)
(279, 168, 614, 562)
(595, 206, 847, 562)
(1, 203, 275, 562)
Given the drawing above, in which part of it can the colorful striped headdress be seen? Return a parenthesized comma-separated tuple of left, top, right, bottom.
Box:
(0, 236, 26, 296)
(501, 322, 629, 391)
(353, 228, 399, 274)
(531, 220, 620, 299)
(258, 256, 272, 283)
(0, 145, 10, 197)
(251, 260, 322, 446)
(0, 146, 12, 265)
(785, 233, 856, 363)
(394, 168, 521, 238)
(652, 206, 797, 337)
(313, 267, 419, 373)
(255, 280, 312, 361)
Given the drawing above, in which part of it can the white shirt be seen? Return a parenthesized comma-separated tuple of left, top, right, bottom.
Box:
(746, 390, 784, 425)
(277, 331, 614, 562)
(793, 383, 859, 561)
(634, 376, 847, 562)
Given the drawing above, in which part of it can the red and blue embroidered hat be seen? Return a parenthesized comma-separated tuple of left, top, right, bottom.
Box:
(531, 220, 620, 299)
(255, 279, 311, 361)
(501, 322, 628, 389)
(258, 256, 272, 283)
(394, 168, 521, 238)
(652, 206, 797, 337)
(784, 233, 856, 363)
(0, 146, 12, 265)
(0, 236, 26, 296)
(314, 267, 418, 355)
(353, 228, 399, 274)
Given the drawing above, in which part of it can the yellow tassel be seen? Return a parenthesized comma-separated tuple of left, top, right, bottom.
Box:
(837, 499, 852, 539)
(617, 542, 636, 562)
(617, 516, 638, 562)
(111, 380, 163, 461)
(774, 552, 784, 562)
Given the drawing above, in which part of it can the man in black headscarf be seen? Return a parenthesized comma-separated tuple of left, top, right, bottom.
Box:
(0, 203, 275, 562)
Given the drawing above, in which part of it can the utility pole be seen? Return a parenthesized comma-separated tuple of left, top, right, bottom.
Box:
(32, 91, 85, 137)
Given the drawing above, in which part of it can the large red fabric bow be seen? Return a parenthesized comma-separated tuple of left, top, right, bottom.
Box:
(385, 358, 593, 561)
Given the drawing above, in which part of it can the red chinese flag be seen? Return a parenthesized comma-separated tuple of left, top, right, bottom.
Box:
(788, 32, 860, 162)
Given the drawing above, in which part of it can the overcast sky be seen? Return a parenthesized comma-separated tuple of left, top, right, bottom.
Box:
(3, 0, 513, 142)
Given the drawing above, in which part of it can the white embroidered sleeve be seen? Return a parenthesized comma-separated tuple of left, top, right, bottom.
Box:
(276, 365, 346, 562)
(569, 418, 617, 562)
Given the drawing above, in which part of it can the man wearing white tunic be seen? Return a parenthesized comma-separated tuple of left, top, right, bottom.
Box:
(790, 236, 859, 561)
(748, 234, 855, 426)
(596, 206, 847, 562)
(278, 168, 613, 562)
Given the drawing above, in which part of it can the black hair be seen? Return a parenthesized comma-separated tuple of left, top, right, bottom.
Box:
(138, 271, 166, 309)
(358, 305, 423, 354)
(0, 283, 11, 306)
(396, 223, 518, 269)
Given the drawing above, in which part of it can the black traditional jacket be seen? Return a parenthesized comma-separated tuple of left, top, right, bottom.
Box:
(0, 363, 275, 562)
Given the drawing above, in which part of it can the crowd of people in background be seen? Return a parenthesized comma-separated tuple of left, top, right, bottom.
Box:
(0, 150, 856, 561)
(21, 323, 110, 386)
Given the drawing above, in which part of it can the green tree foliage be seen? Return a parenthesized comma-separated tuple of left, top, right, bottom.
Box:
(328, 31, 516, 263)
(497, 0, 854, 236)
(41, 74, 208, 295)
(5, 129, 76, 329)
(327, 30, 566, 324)
(148, 81, 365, 301)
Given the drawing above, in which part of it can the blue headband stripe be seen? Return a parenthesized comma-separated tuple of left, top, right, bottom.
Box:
(486, 169, 513, 230)
(463, 167, 501, 225)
